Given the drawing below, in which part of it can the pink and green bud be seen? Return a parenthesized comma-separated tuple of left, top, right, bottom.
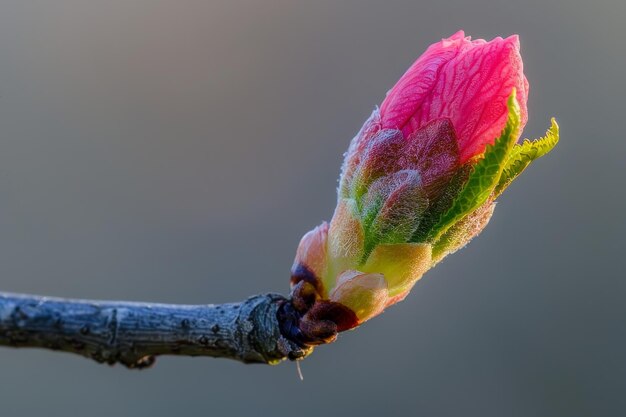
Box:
(288, 31, 558, 345)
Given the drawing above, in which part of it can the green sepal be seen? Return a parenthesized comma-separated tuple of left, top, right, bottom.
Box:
(358, 170, 426, 264)
(431, 201, 495, 264)
(410, 164, 471, 243)
(493, 118, 559, 197)
(425, 91, 521, 242)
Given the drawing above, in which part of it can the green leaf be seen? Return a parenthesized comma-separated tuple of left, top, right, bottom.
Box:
(493, 118, 559, 197)
(425, 92, 521, 242)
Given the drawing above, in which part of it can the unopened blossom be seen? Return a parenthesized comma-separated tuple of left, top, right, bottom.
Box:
(285, 31, 558, 346)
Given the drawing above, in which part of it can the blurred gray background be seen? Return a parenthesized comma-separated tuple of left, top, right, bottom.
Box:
(0, 0, 624, 416)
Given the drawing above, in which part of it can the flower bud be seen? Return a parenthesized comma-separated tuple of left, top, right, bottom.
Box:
(288, 31, 558, 345)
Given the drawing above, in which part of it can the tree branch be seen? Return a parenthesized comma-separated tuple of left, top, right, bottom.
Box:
(0, 292, 312, 368)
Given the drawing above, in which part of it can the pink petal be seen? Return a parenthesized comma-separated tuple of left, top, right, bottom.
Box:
(380, 32, 529, 163)
(380, 31, 468, 135)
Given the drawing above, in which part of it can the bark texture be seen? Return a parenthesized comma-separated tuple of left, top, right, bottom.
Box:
(0, 292, 312, 368)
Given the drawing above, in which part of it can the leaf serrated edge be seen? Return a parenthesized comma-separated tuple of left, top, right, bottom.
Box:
(493, 118, 559, 197)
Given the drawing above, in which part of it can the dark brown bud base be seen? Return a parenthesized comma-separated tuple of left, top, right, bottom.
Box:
(278, 265, 358, 350)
